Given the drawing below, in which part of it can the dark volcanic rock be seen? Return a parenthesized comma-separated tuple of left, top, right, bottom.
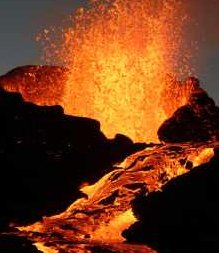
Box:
(0, 88, 146, 230)
(160, 75, 201, 118)
(0, 235, 40, 253)
(123, 154, 219, 252)
(158, 79, 219, 143)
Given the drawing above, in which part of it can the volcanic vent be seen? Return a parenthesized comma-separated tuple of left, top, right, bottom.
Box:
(1, 0, 219, 253)
(1, 0, 196, 143)
(7, 79, 219, 253)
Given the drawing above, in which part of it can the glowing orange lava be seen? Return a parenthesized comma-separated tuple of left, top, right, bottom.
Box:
(36, 0, 193, 142)
(17, 142, 215, 253)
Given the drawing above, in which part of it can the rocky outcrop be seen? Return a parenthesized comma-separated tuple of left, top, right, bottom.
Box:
(0, 235, 40, 253)
(123, 153, 219, 252)
(160, 76, 201, 118)
(123, 78, 219, 252)
(158, 82, 219, 143)
(0, 65, 68, 105)
(0, 88, 146, 230)
(2, 69, 219, 253)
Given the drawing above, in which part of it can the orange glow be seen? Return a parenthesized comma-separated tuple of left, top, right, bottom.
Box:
(17, 142, 215, 253)
(0, 66, 68, 106)
(35, 0, 193, 142)
(33, 243, 58, 253)
(7, 2, 212, 253)
(92, 209, 137, 242)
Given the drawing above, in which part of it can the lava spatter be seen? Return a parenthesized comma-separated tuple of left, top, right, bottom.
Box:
(35, 0, 194, 142)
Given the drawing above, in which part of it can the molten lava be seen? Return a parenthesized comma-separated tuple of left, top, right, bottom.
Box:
(34, 0, 194, 142)
(17, 142, 215, 253)
(0, 0, 196, 142)
(2, 1, 210, 252)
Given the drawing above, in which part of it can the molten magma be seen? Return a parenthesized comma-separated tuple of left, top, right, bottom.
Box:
(35, 0, 193, 142)
(17, 142, 215, 253)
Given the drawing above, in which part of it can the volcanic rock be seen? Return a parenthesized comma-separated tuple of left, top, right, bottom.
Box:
(158, 78, 219, 143)
(0, 235, 40, 253)
(160, 76, 201, 117)
(123, 153, 219, 252)
(0, 88, 145, 231)
(0, 65, 68, 105)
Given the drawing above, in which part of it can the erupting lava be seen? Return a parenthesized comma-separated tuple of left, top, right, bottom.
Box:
(35, 0, 194, 142)
(3, 1, 211, 253)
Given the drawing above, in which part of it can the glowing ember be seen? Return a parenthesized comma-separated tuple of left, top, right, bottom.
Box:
(35, 0, 194, 142)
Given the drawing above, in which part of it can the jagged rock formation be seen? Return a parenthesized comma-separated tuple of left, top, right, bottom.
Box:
(0, 88, 145, 231)
(0, 66, 204, 144)
(158, 81, 219, 143)
(123, 81, 219, 252)
(1, 72, 219, 253)
(123, 153, 219, 253)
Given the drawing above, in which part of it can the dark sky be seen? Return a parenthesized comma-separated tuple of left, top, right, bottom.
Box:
(0, 0, 219, 103)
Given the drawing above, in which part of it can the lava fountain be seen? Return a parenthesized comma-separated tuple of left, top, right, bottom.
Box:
(36, 0, 194, 142)
(4, 1, 217, 253)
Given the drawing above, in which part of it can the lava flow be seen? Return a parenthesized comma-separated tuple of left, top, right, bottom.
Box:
(17, 142, 215, 253)
(2, 0, 213, 252)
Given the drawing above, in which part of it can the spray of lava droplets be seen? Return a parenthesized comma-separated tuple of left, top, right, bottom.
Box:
(37, 0, 193, 142)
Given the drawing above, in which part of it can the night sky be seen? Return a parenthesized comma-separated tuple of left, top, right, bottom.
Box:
(0, 0, 219, 103)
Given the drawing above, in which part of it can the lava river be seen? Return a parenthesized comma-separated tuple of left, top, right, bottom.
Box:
(15, 141, 215, 253)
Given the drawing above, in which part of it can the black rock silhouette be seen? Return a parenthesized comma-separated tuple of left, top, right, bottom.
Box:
(0, 88, 145, 231)
(158, 79, 219, 143)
